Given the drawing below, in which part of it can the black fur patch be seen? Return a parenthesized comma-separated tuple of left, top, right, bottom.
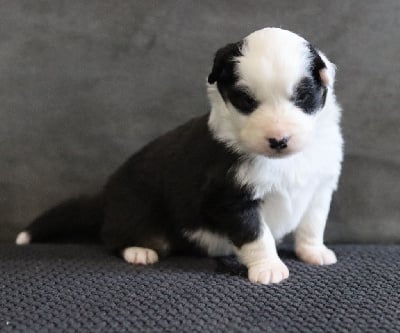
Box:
(208, 41, 243, 85)
(208, 41, 259, 115)
(292, 44, 328, 114)
(100, 114, 263, 254)
(226, 87, 259, 115)
(293, 77, 326, 114)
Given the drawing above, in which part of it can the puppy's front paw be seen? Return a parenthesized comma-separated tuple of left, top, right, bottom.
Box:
(248, 259, 289, 285)
(296, 244, 337, 265)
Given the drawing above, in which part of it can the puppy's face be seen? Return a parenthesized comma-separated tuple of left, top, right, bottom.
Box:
(208, 28, 335, 158)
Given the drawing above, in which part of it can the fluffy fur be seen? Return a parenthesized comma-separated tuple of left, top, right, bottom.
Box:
(17, 28, 343, 285)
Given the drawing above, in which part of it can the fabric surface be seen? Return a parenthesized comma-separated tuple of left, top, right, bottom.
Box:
(0, 1, 399, 243)
(1, 244, 399, 332)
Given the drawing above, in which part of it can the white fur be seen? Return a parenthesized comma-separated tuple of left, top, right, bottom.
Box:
(207, 28, 343, 282)
(122, 247, 159, 265)
(184, 229, 234, 256)
(16, 231, 31, 245)
(235, 220, 289, 284)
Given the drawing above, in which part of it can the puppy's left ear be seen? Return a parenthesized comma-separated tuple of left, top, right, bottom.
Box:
(208, 41, 243, 84)
(318, 52, 336, 89)
(309, 45, 336, 88)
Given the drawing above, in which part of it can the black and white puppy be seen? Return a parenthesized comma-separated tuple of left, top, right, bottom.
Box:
(16, 28, 343, 284)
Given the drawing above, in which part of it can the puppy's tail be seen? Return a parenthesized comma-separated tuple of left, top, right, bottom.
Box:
(15, 194, 104, 245)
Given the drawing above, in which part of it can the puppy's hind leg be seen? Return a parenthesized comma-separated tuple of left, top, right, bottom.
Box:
(101, 191, 171, 266)
(122, 247, 159, 265)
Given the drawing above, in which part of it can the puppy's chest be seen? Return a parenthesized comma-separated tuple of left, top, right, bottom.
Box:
(236, 154, 327, 239)
(236, 153, 320, 197)
(259, 177, 318, 240)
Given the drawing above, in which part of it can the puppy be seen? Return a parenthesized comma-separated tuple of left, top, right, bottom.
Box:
(16, 28, 343, 284)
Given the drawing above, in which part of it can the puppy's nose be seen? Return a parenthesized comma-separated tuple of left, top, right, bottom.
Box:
(268, 137, 289, 151)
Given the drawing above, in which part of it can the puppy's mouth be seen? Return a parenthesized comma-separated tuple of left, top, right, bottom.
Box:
(261, 141, 305, 158)
(240, 141, 302, 159)
(265, 149, 299, 159)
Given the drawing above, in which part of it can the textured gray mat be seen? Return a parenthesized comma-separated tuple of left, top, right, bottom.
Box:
(1, 244, 399, 332)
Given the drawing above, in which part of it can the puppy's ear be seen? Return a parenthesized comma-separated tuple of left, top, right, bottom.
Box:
(318, 51, 336, 88)
(208, 41, 243, 84)
(308, 45, 336, 88)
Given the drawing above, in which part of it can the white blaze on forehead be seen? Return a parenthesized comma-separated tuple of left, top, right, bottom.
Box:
(236, 28, 311, 100)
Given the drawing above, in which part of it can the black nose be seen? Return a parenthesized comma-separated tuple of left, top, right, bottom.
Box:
(268, 137, 289, 151)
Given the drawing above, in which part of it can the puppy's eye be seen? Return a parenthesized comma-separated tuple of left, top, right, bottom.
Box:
(293, 77, 323, 114)
(295, 91, 313, 105)
(228, 89, 258, 114)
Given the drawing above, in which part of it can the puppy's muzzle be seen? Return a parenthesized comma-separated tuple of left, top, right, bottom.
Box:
(268, 137, 289, 151)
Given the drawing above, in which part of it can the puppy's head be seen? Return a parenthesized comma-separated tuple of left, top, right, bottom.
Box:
(207, 28, 336, 158)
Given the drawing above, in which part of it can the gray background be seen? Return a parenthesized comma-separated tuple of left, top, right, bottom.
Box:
(0, 1, 399, 243)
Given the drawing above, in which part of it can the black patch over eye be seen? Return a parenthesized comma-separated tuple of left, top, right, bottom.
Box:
(227, 88, 259, 114)
(293, 77, 326, 114)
